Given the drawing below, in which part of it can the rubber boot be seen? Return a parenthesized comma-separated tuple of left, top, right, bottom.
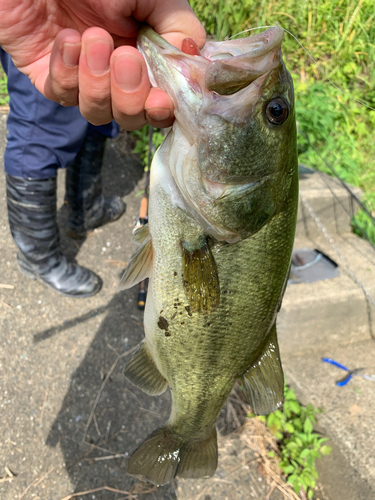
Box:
(65, 133, 126, 239)
(6, 174, 103, 298)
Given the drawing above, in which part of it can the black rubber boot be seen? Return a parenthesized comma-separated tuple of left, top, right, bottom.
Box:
(65, 133, 126, 239)
(6, 174, 103, 298)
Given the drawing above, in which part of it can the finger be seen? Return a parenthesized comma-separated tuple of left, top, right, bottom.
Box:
(145, 88, 174, 128)
(137, 0, 206, 49)
(43, 29, 81, 106)
(78, 27, 114, 125)
(110, 46, 151, 131)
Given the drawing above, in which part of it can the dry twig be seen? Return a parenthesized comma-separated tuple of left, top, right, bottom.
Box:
(82, 453, 128, 462)
(0, 298, 12, 309)
(191, 485, 210, 500)
(93, 413, 101, 437)
(106, 260, 128, 267)
(60, 486, 133, 500)
(39, 388, 48, 425)
(81, 346, 136, 443)
(266, 481, 277, 499)
(19, 466, 55, 499)
(4, 467, 15, 478)
(239, 419, 301, 500)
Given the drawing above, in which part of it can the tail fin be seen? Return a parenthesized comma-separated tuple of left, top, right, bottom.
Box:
(127, 425, 218, 486)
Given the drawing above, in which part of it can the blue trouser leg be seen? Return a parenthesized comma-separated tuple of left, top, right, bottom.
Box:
(1, 50, 121, 297)
(0, 49, 119, 179)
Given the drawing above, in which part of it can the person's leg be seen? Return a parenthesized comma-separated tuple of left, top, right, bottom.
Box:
(65, 123, 126, 239)
(2, 49, 102, 297)
(6, 175, 103, 297)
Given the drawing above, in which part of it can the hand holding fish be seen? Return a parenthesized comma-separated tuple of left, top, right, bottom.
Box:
(0, 0, 205, 130)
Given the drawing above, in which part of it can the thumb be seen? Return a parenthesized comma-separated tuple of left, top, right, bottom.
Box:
(137, 0, 206, 49)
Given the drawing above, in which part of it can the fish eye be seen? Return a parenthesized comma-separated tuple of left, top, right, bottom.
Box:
(266, 98, 289, 125)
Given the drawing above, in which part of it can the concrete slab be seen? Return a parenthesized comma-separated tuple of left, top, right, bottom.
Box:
(280, 212, 375, 498)
(282, 341, 375, 500)
(278, 270, 372, 354)
(296, 169, 362, 239)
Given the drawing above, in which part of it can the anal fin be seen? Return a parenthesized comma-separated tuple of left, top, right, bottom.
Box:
(123, 341, 167, 395)
(242, 324, 284, 415)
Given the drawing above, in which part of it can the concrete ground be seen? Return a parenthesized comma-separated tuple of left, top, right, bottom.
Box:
(0, 117, 178, 500)
(1, 111, 374, 500)
(0, 116, 289, 500)
(278, 169, 375, 500)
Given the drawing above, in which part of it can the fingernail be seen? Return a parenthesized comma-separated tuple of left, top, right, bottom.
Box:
(114, 54, 142, 91)
(146, 108, 172, 122)
(62, 42, 80, 67)
(86, 39, 111, 74)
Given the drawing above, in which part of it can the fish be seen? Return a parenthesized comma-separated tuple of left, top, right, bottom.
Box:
(119, 25, 298, 486)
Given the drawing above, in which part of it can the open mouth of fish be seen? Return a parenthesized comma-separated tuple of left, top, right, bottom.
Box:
(138, 25, 284, 97)
(138, 26, 291, 241)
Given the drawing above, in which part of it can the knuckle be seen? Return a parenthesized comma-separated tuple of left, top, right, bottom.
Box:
(82, 89, 111, 108)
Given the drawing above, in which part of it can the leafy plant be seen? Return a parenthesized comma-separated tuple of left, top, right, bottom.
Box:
(189, 0, 375, 244)
(352, 209, 375, 243)
(131, 125, 165, 170)
(256, 385, 332, 499)
(0, 70, 9, 105)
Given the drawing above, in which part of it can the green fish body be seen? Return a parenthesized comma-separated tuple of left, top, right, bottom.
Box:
(120, 26, 298, 485)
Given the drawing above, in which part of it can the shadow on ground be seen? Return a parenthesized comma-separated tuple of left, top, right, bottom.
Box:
(34, 132, 177, 499)
(40, 290, 176, 499)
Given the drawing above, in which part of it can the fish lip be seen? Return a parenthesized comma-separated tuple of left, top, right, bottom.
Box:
(204, 27, 284, 95)
(202, 26, 284, 64)
(138, 26, 284, 99)
(139, 25, 284, 60)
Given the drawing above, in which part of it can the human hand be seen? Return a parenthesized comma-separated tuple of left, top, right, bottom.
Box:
(0, 0, 205, 130)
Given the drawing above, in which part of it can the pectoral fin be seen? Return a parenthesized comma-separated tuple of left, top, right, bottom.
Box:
(123, 340, 167, 395)
(182, 237, 220, 313)
(242, 324, 284, 415)
(132, 223, 149, 245)
(119, 235, 153, 290)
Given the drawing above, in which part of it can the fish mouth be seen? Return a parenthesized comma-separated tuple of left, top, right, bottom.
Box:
(138, 26, 284, 99)
(203, 27, 284, 95)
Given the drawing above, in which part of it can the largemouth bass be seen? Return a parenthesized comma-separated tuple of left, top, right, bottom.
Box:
(120, 26, 298, 486)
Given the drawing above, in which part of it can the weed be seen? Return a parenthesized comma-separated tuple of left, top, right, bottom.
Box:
(131, 125, 164, 170)
(255, 385, 332, 498)
(189, 0, 375, 243)
(0, 70, 9, 105)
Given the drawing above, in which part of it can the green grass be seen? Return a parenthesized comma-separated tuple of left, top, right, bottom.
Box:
(189, 0, 375, 242)
(0, 70, 9, 105)
(256, 385, 331, 499)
